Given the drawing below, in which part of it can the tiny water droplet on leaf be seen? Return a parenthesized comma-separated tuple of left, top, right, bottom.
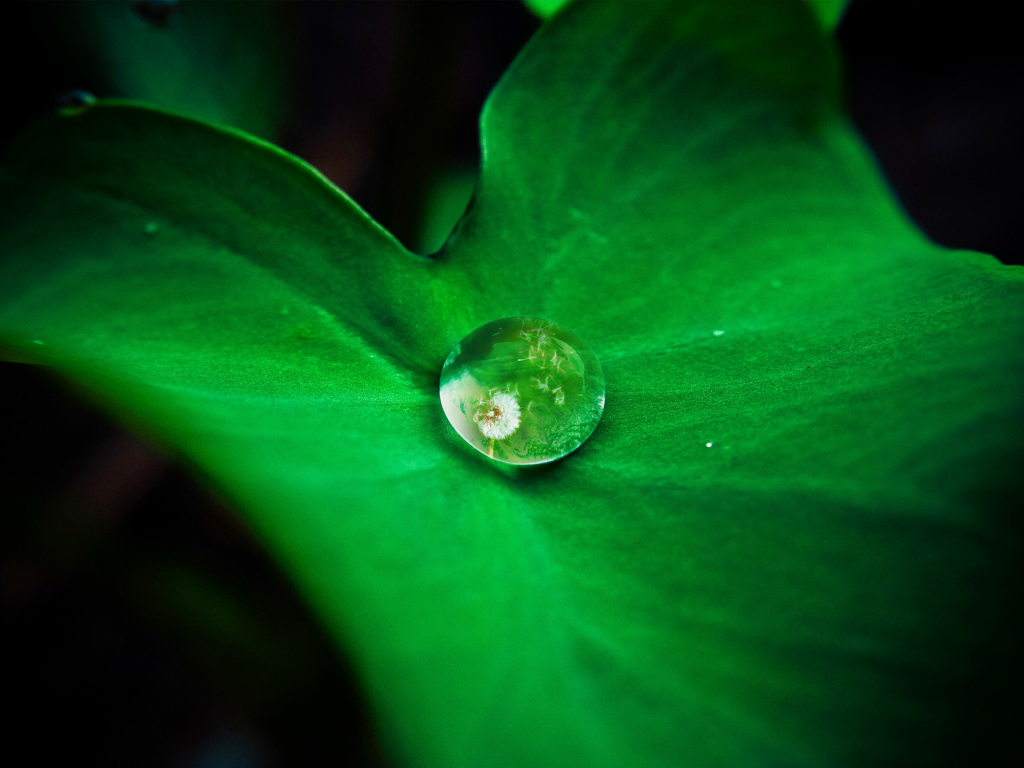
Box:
(56, 90, 97, 116)
(440, 317, 605, 465)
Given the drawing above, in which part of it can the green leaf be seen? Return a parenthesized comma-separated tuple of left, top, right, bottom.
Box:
(0, 342, 38, 364)
(522, 0, 572, 21)
(526, 0, 850, 32)
(807, 0, 850, 30)
(416, 166, 478, 255)
(1, 3, 1021, 767)
(52, 0, 287, 138)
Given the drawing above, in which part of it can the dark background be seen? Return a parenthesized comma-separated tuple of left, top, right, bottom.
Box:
(1, 2, 1021, 766)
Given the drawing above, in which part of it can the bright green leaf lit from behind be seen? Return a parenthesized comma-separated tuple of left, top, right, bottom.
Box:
(1, 2, 1022, 765)
(522, 0, 572, 21)
(440, 317, 605, 464)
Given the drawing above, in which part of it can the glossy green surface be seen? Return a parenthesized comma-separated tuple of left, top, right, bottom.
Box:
(1, 3, 1021, 767)
(439, 316, 605, 464)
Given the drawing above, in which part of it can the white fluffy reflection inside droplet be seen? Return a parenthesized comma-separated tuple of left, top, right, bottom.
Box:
(439, 316, 605, 465)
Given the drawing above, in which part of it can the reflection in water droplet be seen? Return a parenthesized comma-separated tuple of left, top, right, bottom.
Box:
(144, 222, 160, 234)
(706, 442, 713, 448)
(713, 330, 724, 336)
(56, 90, 98, 116)
(440, 316, 605, 465)
(132, 0, 179, 27)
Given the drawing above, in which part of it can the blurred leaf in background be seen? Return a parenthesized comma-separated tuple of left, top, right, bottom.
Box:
(522, 0, 571, 21)
(416, 166, 477, 255)
(526, 0, 849, 30)
(39, 0, 288, 138)
(807, 0, 849, 30)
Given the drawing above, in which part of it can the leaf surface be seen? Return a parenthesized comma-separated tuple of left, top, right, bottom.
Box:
(1, 3, 1021, 767)
(807, 0, 850, 30)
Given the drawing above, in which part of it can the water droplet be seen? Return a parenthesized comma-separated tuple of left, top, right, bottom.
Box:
(706, 442, 713, 448)
(133, 0, 179, 27)
(31, 339, 44, 345)
(440, 316, 605, 465)
(56, 90, 97, 116)
(144, 221, 159, 234)
(713, 329, 725, 336)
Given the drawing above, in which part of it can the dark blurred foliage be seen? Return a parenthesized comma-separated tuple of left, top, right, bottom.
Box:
(838, 1, 1023, 267)
(0, 2, 1020, 766)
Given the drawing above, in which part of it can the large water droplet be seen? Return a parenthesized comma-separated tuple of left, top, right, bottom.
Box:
(440, 316, 605, 465)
